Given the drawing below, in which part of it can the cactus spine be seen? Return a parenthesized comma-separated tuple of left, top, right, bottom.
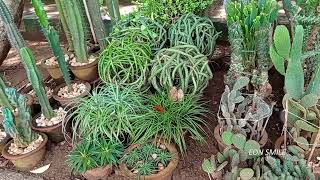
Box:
(106, 0, 120, 25)
(0, 76, 13, 110)
(62, 0, 88, 63)
(2, 88, 37, 148)
(31, 0, 72, 87)
(0, 0, 55, 119)
(83, 0, 108, 49)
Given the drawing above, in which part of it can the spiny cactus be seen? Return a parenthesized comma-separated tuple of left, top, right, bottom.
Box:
(31, 0, 71, 87)
(106, 0, 120, 25)
(0, 76, 12, 110)
(83, 0, 108, 49)
(2, 88, 37, 148)
(62, 0, 88, 63)
(0, 0, 55, 119)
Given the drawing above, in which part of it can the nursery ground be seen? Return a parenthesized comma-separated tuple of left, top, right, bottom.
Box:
(0, 41, 283, 180)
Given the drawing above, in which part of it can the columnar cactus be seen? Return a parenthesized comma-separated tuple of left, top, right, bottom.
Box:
(31, 0, 72, 87)
(2, 88, 37, 148)
(0, 0, 55, 119)
(0, 76, 13, 110)
(106, 0, 120, 25)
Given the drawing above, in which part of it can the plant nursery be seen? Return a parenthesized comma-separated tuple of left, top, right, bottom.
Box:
(0, 0, 319, 179)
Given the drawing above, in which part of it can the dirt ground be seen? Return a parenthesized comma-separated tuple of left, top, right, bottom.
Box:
(0, 41, 283, 180)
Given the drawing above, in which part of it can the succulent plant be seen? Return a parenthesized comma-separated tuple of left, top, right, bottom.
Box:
(31, 0, 72, 87)
(169, 13, 220, 57)
(202, 155, 228, 179)
(219, 76, 272, 141)
(0, 0, 55, 119)
(0, 76, 13, 110)
(106, 0, 120, 25)
(149, 45, 213, 95)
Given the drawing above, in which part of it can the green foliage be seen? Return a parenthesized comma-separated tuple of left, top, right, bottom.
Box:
(106, 0, 120, 25)
(0, 1, 54, 119)
(67, 138, 124, 173)
(202, 155, 228, 179)
(122, 143, 172, 176)
(98, 39, 152, 89)
(111, 12, 167, 54)
(149, 45, 213, 95)
(132, 93, 208, 155)
(2, 88, 37, 148)
(0, 76, 12, 110)
(68, 84, 147, 143)
(136, 0, 214, 26)
(169, 13, 219, 57)
(63, 0, 88, 63)
(239, 168, 254, 180)
(31, 0, 71, 87)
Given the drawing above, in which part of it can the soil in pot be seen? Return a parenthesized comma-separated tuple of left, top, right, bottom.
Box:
(2, 133, 48, 170)
(32, 108, 67, 143)
(68, 54, 98, 82)
(120, 139, 179, 180)
(52, 81, 91, 107)
(214, 125, 268, 152)
(82, 165, 113, 180)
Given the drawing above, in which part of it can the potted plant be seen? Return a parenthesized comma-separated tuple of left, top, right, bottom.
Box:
(120, 139, 178, 180)
(132, 89, 209, 155)
(67, 138, 124, 180)
(0, 88, 47, 170)
(214, 77, 272, 152)
(202, 155, 228, 180)
(0, 1, 68, 143)
(98, 39, 152, 90)
(169, 13, 220, 58)
(149, 45, 213, 95)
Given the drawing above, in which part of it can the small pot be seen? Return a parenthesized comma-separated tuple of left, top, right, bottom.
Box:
(52, 81, 91, 107)
(41, 58, 63, 80)
(119, 139, 179, 180)
(2, 133, 48, 170)
(82, 165, 113, 180)
(0, 135, 10, 155)
(214, 125, 268, 152)
(69, 59, 98, 82)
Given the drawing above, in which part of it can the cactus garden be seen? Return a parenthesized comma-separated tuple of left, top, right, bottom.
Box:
(0, 0, 319, 179)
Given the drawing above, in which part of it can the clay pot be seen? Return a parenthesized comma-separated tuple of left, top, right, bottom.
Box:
(120, 139, 179, 180)
(69, 59, 98, 82)
(0, 135, 10, 155)
(52, 81, 91, 107)
(2, 133, 48, 170)
(31, 114, 65, 143)
(41, 58, 63, 81)
(214, 125, 268, 152)
(82, 165, 113, 180)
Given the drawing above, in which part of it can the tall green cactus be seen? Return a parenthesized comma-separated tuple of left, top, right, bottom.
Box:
(62, 0, 88, 63)
(0, 0, 55, 119)
(83, 0, 108, 49)
(31, 0, 71, 87)
(0, 76, 12, 110)
(2, 88, 37, 147)
(106, 0, 120, 25)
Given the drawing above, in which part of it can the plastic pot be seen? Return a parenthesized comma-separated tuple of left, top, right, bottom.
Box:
(82, 165, 113, 180)
(214, 125, 268, 152)
(2, 133, 48, 170)
(52, 81, 91, 107)
(119, 139, 179, 180)
(69, 59, 98, 82)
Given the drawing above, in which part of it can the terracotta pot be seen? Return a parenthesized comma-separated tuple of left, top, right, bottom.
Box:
(214, 125, 268, 152)
(120, 139, 179, 180)
(69, 59, 98, 82)
(2, 133, 48, 170)
(52, 81, 91, 107)
(82, 165, 113, 180)
(31, 113, 65, 143)
(0, 135, 10, 155)
(41, 58, 63, 80)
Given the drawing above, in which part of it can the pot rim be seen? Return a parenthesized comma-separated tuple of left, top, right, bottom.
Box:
(2, 132, 48, 160)
(41, 58, 60, 69)
(52, 81, 91, 102)
(69, 57, 98, 70)
(120, 139, 179, 179)
(31, 112, 63, 131)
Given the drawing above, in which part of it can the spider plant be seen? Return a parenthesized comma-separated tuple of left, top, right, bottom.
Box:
(98, 39, 152, 89)
(66, 84, 148, 143)
(122, 143, 172, 176)
(132, 93, 209, 155)
(67, 137, 124, 173)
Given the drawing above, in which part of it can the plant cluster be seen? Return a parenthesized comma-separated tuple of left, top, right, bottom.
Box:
(149, 45, 213, 95)
(67, 138, 124, 173)
(122, 143, 172, 176)
(169, 13, 219, 57)
(98, 39, 152, 89)
(136, 0, 214, 26)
